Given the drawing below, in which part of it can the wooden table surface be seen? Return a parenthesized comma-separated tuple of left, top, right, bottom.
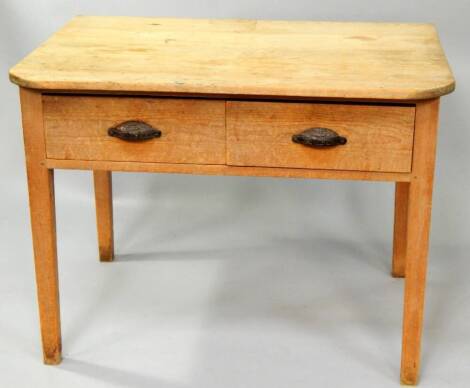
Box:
(9, 16, 455, 100)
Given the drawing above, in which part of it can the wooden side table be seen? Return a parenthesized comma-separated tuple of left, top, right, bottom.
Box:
(9, 16, 455, 385)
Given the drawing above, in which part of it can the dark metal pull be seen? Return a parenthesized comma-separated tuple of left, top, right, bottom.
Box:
(108, 121, 162, 141)
(292, 127, 347, 147)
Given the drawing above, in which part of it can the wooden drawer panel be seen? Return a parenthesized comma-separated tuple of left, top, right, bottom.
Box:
(227, 101, 415, 173)
(43, 95, 226, 164)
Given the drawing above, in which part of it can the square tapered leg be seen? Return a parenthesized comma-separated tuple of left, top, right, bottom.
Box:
(21, 88, 62, 364)
(93, 170, 114, 262)
(400, 99, 439, 385)
(392, 182, 410, 278)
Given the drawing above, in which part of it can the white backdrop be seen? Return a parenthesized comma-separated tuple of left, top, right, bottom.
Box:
(1, 1, 469, 387)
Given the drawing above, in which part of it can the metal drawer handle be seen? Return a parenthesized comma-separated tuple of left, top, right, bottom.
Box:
(108, 121, 162, 141)
(292, 127, 347, 147)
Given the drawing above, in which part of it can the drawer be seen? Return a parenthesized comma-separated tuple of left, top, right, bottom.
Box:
(43, 95, 226, 164)
(227, 101, 415, 173)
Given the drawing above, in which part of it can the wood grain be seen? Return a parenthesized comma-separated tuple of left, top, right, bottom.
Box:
(10, 15, 454, 383)
(43, 95, 226, 165)
(400, 98, 440, 385)
(9, 16, 455, 100)
(20, 88, 62, 364)
(227, 101, 415, 173)
(93, 171, 114, 262)
(45, 159, 412, 182)
(392, 182, 410, 278)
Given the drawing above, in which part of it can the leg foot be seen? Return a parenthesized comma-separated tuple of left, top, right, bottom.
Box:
(44, 348, 62, 365)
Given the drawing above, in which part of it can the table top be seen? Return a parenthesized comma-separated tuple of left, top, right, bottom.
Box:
(9, 16, 455, 100)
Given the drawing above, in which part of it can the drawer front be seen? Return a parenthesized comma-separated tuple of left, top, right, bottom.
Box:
(44, 95, 226, 164)
(227, 101, 415, 173)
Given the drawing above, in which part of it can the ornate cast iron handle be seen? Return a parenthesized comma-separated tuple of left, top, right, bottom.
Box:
(108, 121, 162, 141)
(292, 128, 347, 147)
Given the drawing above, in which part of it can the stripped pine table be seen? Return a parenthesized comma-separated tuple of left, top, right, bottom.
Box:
(9, 16, 455, 385)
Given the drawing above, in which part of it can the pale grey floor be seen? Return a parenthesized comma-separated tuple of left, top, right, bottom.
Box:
(1, 172, 469, 388)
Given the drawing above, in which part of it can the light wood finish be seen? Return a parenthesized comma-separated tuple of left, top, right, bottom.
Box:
(46, 159, 412, 182)
(43, 95, 226, 164)
(392, 182, 410, 278)
(20, 88, 62, 364)
(227, 101, 415, 173)
(93, 171, 114, 262)
(400, 99, 440, 385)
(10, 16, 455, 384)
(9, 16, 454, 100)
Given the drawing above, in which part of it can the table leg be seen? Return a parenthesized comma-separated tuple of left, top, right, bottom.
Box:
(392, 182, 410, 278)
(400, 98, 439, 385)
(20, 88, 62, 364)
(93, 171, 114, 262)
